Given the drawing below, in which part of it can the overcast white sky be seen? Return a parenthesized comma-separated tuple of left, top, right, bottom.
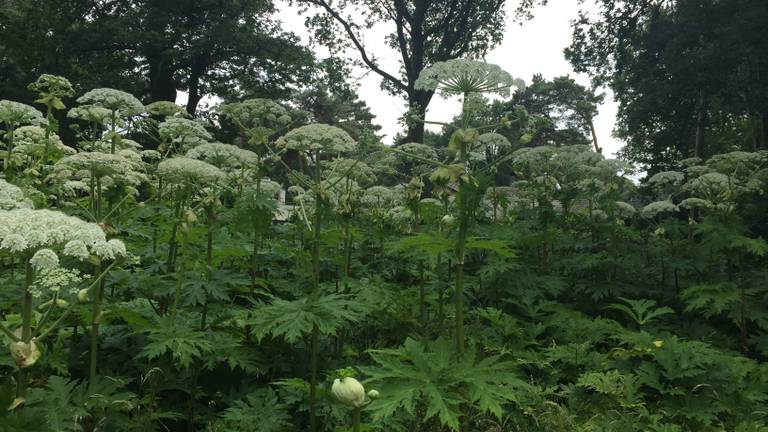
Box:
(274, 0, 623, 157)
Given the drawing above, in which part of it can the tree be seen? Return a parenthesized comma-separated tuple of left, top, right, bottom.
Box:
(293, 0, 507, 143)
(0, 0, 314, 114)
(512, 75, 603, 152)
(566, 0, 768, 171)
(86, 0, 316, 114)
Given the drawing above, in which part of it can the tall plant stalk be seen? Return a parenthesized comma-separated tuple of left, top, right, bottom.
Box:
(15, 259, 33, 398)
(453, 94, 473, 355)
(309, 150, 322, 432)
(89, 262, 107, 385)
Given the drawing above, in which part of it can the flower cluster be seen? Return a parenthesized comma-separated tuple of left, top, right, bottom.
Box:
(679, 197, 713, 210)
(0, 208, 127, 261)
(157, 157, 225, 185)
(67, 105, 113, 124)
(186, 142, 259, 170)
(0, 100, 44, 127)
(27, 74, 75, 103)
(31, 267, 83, 297)
(11, 125, 76, 164)
(275, 124, 356, 154)
(647, 171, 684, 190)
(79, 137, 142, 153)
(0, 179, 33, 210)
(144, 101, 188, 118)
(478, 132, 512, 151)
(361, 185, 395, 208)
(322, 158, 376, 186)
(76, 88, 144, 117)
(415, 59, 521, 97)
(51, 151, 148, 194)
(158, 117, 213, 151)
(219, 98, 291, 129)
(683, 172, 732, 198)
(614, 201, 637, 219)
(640, 201, 679, 219)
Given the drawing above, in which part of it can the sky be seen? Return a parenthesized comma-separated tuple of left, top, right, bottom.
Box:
(273, 0, 623, 157)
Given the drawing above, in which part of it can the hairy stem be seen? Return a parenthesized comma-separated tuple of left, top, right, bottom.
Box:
(15, 259, 33, 398)
(89, 261, 107, 385)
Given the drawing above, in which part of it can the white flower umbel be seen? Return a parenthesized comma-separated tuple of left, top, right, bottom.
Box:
(76, 88, 144, 117)
(32, 267, 83, 297)
(158, 117, 213, 152)
(11, 125, 75, 167)
(614, 201, 637, 219)
(0, 179, 33, 210)
(478, 132, 512, 152)
(1, 100, 45, 169)
(144, 101, 188, 118)
(80, 138, 142, 153)
(30, 248, 60, 272)
(158, 157, 225, 185)
(640, 201, 679, 219)
(415, 59, 522, 97)
(275, 124, 356, 155)
(0, 208, 126, 261)
(0, 100, 44, 128)
(52, 151, 148, 194)
(680, 197, 713, 210)
(28, 74, 75, 104)
(186, 142, 259, 171)
(67, 105, 113, 124)
(219, 98, 291, 130)
(322, 158, 377, 186)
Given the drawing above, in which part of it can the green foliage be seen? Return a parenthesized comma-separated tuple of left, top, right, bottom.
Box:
(207, 388, 291, 432)
(247, 293, 368, 343)
(360, 338, 526, 430)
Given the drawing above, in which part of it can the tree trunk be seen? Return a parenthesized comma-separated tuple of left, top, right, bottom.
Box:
(760, 110, 768, 150)
(402, 90, 434, 144)
(185, 55, 207, 115)
(148, 53, 177, 103)
(694, 91, 706, 159)
(586, 115, 601, 153)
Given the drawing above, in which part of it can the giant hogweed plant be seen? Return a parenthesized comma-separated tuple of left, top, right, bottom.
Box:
(246, 123, 367, 432)
(401, 58, 524, 354)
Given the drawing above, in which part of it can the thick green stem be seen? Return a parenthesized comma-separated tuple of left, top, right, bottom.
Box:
(343, 220, 351, 279)
(201, 209, 214, 331)
(15, 260, 33, 398)
(41, 108, 53, 164)
(110, 111, 117, 154)
(4, 124, 15, 173)
(309, 325, 319, 432)
(166, 200, 183, 273)
(89, 262, 107, 385)
(172, 230, 188, 322)
(312, 152, 322, 293)
(250, 229, 259, 295)
(352, 407, 362, 432)
(309, 150, 322, 432)
(454, 127, 470, 354)
(419, 264, 426, 326)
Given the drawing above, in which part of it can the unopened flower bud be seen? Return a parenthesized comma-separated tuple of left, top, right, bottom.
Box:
(441, 214, 455, 227)
(332, 377, 366, 407)
(9, 338, 41, 368)
(185, 210, 197, 223)
(77, 288, 90, 302)
(367, 389, 379, 399)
